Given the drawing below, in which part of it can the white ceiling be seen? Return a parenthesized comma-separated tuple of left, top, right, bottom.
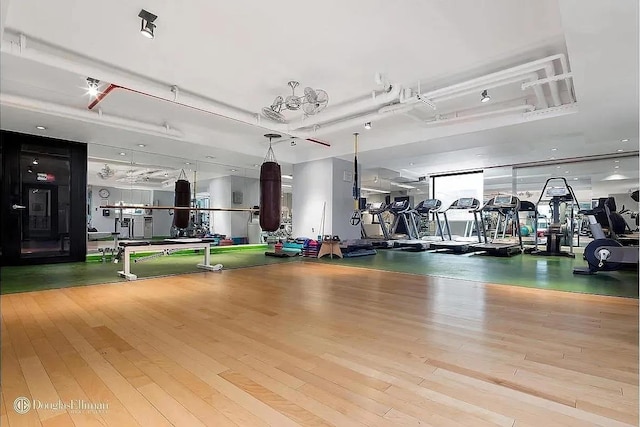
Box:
(0, 0, 638, 193)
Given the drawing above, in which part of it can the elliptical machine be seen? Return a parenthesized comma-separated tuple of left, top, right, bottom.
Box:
(573, 196, 639, 275)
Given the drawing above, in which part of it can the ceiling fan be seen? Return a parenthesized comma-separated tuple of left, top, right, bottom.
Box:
(262, 81, 329, 123)
(97, 164, 115, 180)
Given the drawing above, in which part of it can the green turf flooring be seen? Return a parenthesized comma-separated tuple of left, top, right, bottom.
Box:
(2, 246, 637, 298)
(314, 250, 639, 298)
(0, 248, 298, 294)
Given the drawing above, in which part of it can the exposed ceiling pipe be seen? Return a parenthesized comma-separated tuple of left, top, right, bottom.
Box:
(298, 103, 416, 135)
(543, 63, 562, 107)
(430, 72, 548, 109)
(286, 83, 402, 131)
(0, 93, 185, 139)
(423, 104, 536, 125)
(402, 54, 571, 105)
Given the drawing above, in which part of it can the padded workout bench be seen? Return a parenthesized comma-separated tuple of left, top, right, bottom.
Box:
(117, 238, 222, 281)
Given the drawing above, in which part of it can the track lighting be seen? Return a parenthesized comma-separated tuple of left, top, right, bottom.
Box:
(364, 122, 372, 130)
(36, 125, 46, 130)
(32, 158, 39, 165)
(480, 90, 491, 103)
(27, 166, 33, 173)
(86, 78, 100, 97)
(138, 9, 157, 39)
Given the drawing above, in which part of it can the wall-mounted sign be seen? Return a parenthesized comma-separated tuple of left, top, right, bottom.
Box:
(36, 173, 56, 182)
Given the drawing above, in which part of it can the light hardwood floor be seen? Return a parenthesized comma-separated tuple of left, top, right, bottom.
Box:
(1, 262, 638, 426)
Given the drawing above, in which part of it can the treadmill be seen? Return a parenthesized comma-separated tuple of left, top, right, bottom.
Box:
(360, 202, 394, 248)
(470, 195, 523, 256)
(388, 200, 429, 251)
(415, 199, 447, 241)
(430, 197, 482, 253)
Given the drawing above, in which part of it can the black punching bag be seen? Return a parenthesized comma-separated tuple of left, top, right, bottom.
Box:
(174, 174, 191, 229)
(260, 135, 282, 232)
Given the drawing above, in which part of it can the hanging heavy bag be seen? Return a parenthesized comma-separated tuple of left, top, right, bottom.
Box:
(260, 135, 282, 232)
(174, 170, 191, 229)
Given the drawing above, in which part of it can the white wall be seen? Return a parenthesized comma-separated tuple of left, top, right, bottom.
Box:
(88, 185, 147, 231)
(152, 190, 174, 237)
(229, 176, 260, 238)
(331, 158, 360, 240)
(208, 176, 232, 237)
(293, 158, 333, 238)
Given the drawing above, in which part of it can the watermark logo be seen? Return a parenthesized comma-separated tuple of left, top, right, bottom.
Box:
(13, 397, 31, 414)
(12, 397, 109, 414)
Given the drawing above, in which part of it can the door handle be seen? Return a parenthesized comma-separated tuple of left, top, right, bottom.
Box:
(11, 204, 26, 210)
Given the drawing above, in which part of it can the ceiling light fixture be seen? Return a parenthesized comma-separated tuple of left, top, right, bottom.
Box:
(573, 177, 578, 180)
(36, 125, 46, 130)
(556, 166, 561, 169)
(282, 184, 292, 188)
(565, 170, 570, 174)
(617, 149, 624, 152)
(480, 90, 491, 103)
(364, 122, 372, 130)
(27, 166, 33, 173)
(205, 156, 216, 159)
(137, 144, 146, 148)
(361, 187, 390, 194)
(550, 157, 556, 160)
(282, 174, 293, 179)
(231, 169, 237, 172)
(138, 9, 157, 39)
(615, 166, 620, 169)
(32, 158, 39, 165)
(185, 162, 191, 165)
(119, 152, 126, 156)
(86, 77, 100, 97)
(393, 183, 416, 189)
(621, 139, 629, 142)
(551, 148, 557, 151)
(615, 160, 620, 163)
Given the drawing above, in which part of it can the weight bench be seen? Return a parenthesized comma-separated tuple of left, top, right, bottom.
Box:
(117, 238, 222, 280)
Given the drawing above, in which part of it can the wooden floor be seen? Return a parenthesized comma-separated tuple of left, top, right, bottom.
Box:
(1, 263, 638, 427)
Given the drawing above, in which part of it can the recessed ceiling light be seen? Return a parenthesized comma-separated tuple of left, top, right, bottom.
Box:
(409, 162, 414, 166)
(253, 164, 259, 167)
(573, 177, 578, 180)
(205, 156, 215, 159)
(550, 157, 556, 160)
(556, 166, 561, 168)
(32, 158, 39, 165)
(231, 169, 237, 172)
(137, 144, 146, 148)
(35, 126, 46, 130)
(617, 149, 624, 152)
(621, 139, 629, 142)
(551, 148, 557, 151)
(282, 174, 293, 179)
(614, 160, 620, 163)
(565, 170, 569, 174)
(185, 162, 191, 165)
(480, 90, 491, 103)
(119, 152, 126, 156)
(615, 166, 620, 169)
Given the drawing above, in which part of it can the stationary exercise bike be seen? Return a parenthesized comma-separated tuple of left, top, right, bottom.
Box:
(573, 196, 639, 275)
